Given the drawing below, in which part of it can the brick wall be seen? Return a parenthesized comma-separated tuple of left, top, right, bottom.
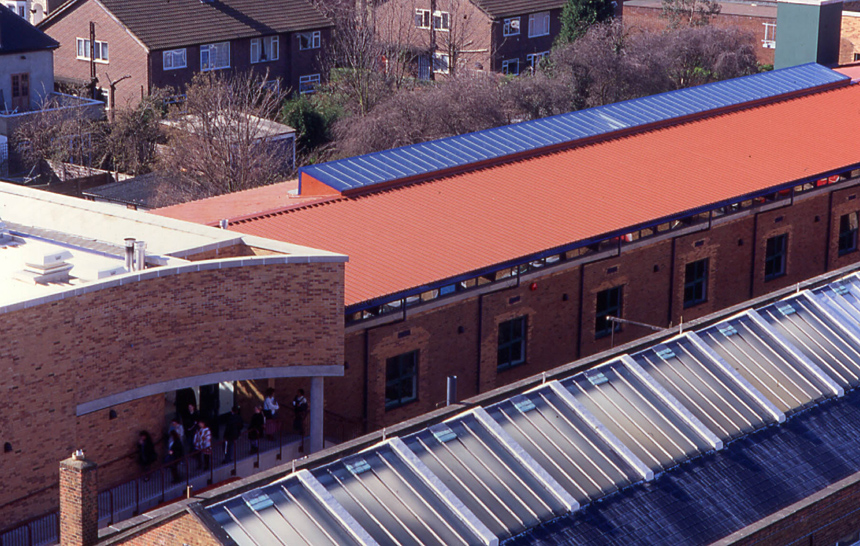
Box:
(841, 13, 860, 64)
(344, 183, 860, 433)
(112, 511, 222, 546)
(0, 261, 343, 525)
(41, 0, 150, 109)
(59, 457, 98, 546)
(492, 8, 562, 73)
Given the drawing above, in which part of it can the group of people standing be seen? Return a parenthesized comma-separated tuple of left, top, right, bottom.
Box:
(136, 387, 310, 482)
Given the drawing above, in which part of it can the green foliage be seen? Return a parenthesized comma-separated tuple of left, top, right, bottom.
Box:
(758, 63, 774, 72)
(556, 0, 617, 46)
(281, 95, 341, 159)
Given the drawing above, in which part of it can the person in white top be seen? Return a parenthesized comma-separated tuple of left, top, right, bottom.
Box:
(263, 388, 279, 418)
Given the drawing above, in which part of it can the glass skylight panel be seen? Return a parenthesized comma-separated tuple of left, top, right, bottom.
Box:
(313, 446, 483, 546)
(486, 386, 639, 505)
(699, 314, 831, 413)
(758, 295, 860, 389)
(633, 337, 775, 442)
(561, 361, 713, 473)
(403, 412, 567, 540)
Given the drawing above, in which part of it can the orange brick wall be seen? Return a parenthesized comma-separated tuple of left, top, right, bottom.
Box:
(113, 511, 222, 546)
(0, 261, 343, 525)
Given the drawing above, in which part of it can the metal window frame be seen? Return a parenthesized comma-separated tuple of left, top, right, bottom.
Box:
(385, 350, 419, 410)
(683, 258, 709, 307)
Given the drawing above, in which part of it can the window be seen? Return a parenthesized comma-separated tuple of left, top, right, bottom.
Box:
(10, 73, 29, 110)
(501, 59, 519, 75)
(855, 53, 860, 62)
(497, 316, 527, 370)
(200, 42, 230, 70)
(162, 48, 187, 70)
(839, 212, 859, 256)
(251, 36, 279, 63)
(3, 2, 26, 17)
(76, 38, 109, 62)
(764, 234, 787, 281)
(385, 351, 418, 409)
(433, 52, 450, 74)
(762, 22, 776, 49)
(595, 286, 623, 338)
(528, 11, 550, 38)
(503, 17, 520, 36)
(415, 9, 449, 30)
(261, 79, 280, 93)
(299, 74, 320, 94)
(683, 259, 708, 307)
(298, 31, 320, 50)
(526, 51, 549, 70)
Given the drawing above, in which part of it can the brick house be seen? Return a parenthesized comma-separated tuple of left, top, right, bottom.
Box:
(38, 0, 333, 109)
(374, 0, 569, 77)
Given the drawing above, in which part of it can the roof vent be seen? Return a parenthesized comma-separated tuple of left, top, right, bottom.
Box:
(0, 218, 12, 245)
(15, 249, 74, 285)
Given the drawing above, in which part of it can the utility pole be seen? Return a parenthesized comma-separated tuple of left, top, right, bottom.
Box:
(105, 73, 131, 121)
(429, 0, 437, 81)
(89, 21, 98, 100)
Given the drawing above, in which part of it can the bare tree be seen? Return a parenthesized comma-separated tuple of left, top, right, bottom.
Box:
(101, 90, 165, 176)
(158, 71, 291, 196)
(661, 0, 721, 27)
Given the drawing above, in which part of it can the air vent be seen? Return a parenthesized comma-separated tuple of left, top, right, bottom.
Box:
(345, 458, 371, 475)
(655, 346, 676, 360)
(777, 303, 796, 316)
(833, 284, 851, 296)
(717, 323, 738, 337)
(512, 395, 536, 413)
(587, 371, 610, 386)
(14, 249, 74, 285)
(430, 424, 457, 443)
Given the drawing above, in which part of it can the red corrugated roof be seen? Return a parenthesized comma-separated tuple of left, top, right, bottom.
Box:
(172, 85, 860, 307)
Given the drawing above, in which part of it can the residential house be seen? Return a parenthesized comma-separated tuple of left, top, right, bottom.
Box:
(374, 0, 569, 77)
(38, 0, 333, 109)
(1, 0, 62, 25)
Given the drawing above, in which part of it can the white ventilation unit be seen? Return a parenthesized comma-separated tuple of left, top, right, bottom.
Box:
(14, 249, 74, 285)
(73, 264, 126, 282)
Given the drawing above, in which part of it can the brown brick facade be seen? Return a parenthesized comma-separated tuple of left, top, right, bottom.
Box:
(59, 456, 98, 546)
(110, 511, 222, 546)
(339, 182, 860, 434)
(0, 261, 343, 525)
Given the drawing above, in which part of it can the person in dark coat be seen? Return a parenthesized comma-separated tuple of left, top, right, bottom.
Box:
(165, 429, 184, 483)
(137, 431, 157, 478)
(182, 403, 200, 451)
(248, 405, 265, 454)
(222, 405, 244, 464)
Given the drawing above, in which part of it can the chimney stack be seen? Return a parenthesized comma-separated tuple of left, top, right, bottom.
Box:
(59, 452, 98, 546)
(775, 0, 843, 69)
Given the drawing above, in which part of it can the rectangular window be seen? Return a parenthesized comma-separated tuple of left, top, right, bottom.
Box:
(200, 42, 230, 71)
(855, 53, 860, 62)
(299, 73, 320, 94)
(415, 9, 449, 30)
(839, 212, 859, 256)
(764, 234, 787, 281)
(251, 36, 279, 63)
(762, 22, 776, 49)
(162, 48, 187, 70)
(10, 72, 29, 110)
(433, 52, 450, 74)
(298, 30, 320, 50)
(497, 316, 527, 370)
(385, 351, 418, 409)
(503, 17, 520, 36)
(76, 38, 109, 62)
(683, 259, 708, 308)
(528, 11, 550, 38)
(526, 51, 549, 70)
(501, 59, 519, 75)
(4, 2, 26, 17)
(595, 286, 623, 338)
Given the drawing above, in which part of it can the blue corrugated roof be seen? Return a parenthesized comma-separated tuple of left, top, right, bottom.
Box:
(300, 63, 849, 194)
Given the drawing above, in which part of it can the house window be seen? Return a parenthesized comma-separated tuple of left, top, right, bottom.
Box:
(504, 17, 520, 36)
(501, 59, 519, 75)
(299, 74, 320, 94)
(162, 48, 187, 70)
(415, 9, 449, 30)
(433, 52, 450, 74)
(261, 79, 280, 93)
(526, 51, 549, 70)
(251, 36, 279, 63)
(528, 11, 550, 38)
(839, 212, 859, 256)
(4, 2, 26, 17)
(76, 38, 109, 62)
(200, 42, 230, 71)
(764, 234, 787, 281)
(595, 286, 623, 338)
(10, 73, 29, 110)
(497, 316, 527, 370)
(683, 259, 708, 308)
(762, 22, 776, 49)
(385, 350, 418, 409)
(298, 31, 320, 50)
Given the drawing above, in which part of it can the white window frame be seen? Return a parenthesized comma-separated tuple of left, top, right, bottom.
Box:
(162, 48, 187, 70)
(299, 74, 320, 94)
(528, 11, 550, 38)
(200, 42, 230, 71)
(415, 9, 449, 30)
(503, 17, 520, 36)
(415, 8, 430, 28)
(76, 37, 109, 62)
(298, 31, 320, 51)
(526, 50, 550, 70)
(4, 1, 26, 18)
(433, 52, 449, 74)
(501, 58, 519, 76)
(762, 22, 776, 49)
(251, 36, 279, 63)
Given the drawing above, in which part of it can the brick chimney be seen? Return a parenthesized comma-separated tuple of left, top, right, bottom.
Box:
(59, 451, 98, 546)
